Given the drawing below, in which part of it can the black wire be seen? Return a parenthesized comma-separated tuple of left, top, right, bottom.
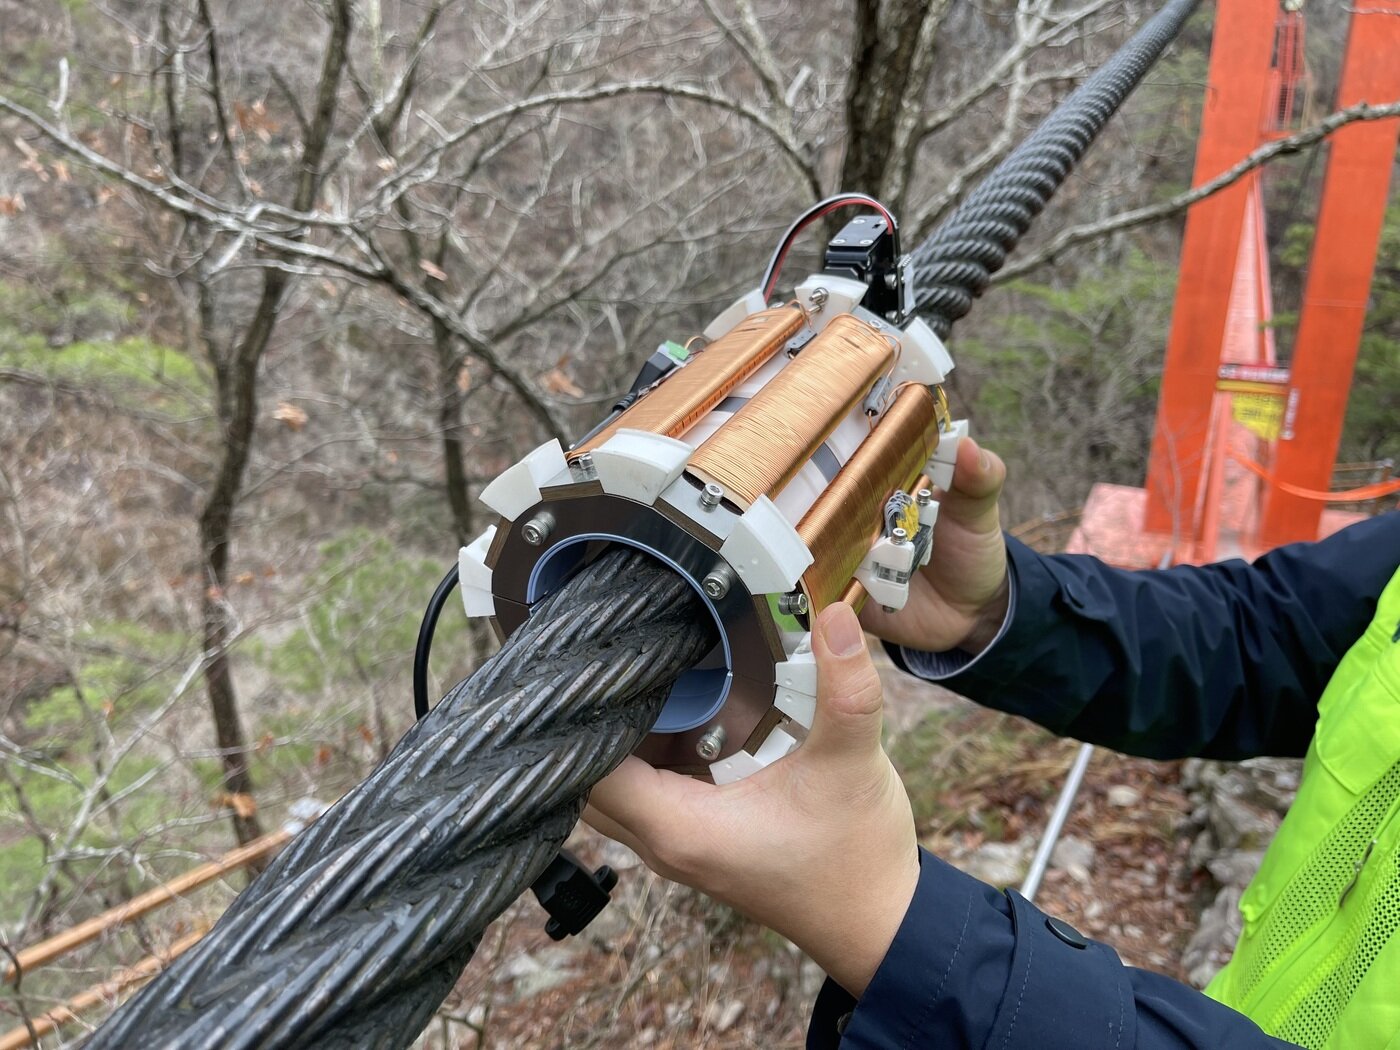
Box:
(413, 564, 460, 720)
(759, 192, 899, 300)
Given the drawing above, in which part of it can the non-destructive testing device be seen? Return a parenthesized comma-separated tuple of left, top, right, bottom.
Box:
(459, 195, 967, 781)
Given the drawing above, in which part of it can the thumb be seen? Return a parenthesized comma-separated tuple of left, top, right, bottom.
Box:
(937, 437, 1005, 531)
(805, 603, 886, 764)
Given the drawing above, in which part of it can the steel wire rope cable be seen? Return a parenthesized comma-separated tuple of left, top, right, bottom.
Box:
(909, 0, 1200, 337)
(85, 547, 717, 1050)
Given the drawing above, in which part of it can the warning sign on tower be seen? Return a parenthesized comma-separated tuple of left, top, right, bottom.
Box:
(1216, 365, 1291, 441)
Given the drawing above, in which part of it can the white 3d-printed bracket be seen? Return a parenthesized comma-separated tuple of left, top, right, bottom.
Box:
(701, 288, 768, 341)
(591, 430, 693, 505)
(459, 526, 498, 617)
(478, 439, 570, 521)
(719, 495, 814, 596)
(926, 418, 970, 492)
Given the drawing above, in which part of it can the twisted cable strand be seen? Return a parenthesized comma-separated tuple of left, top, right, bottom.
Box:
(910, 0, 1200, 336)
(86, 548, 717, 1050)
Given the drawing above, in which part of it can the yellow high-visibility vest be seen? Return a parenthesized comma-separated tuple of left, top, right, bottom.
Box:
(1206, 566, 1400, 1048)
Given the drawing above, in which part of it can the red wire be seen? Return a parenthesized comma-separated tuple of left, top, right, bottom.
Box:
(762, 196, 898, 300)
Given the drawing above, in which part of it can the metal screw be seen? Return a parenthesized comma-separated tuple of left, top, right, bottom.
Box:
(696, 724, 727, 761)
(832, 238, 847, 245)
(885, 310, 900, 321)
(852, 217, 866, 224)
(809, 286, 829, 309)
(778, 591, 809, 617)
(859, 238, 873, 246)
(892, 526, 909, 545)
(916, 488, 933, 506)
(700, 482, 724, 509)
(522, 512, 555, 546)
(573, 451, 596, 480)
(702, 564, 734, 600)
(884, 273, 899, 289)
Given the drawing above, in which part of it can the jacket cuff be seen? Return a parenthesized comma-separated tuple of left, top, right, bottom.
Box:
(807, 850, 1137, 1049)
(807, 849, 1013, 1049)
(882, 533, 1027, 681)
(982, 891, 1137, 1049)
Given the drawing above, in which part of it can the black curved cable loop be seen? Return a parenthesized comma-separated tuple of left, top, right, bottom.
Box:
(910, 0, 1200, 337)
(413, 564, 459, 720)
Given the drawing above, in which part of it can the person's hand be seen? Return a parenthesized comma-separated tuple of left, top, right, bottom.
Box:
(861, 436, 1009, 655)
(584, 603, 918, 998)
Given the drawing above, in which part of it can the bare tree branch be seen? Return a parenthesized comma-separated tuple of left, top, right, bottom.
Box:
(993, 98, 1400, 283)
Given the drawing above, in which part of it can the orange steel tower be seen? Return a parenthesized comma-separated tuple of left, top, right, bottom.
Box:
(1069, 0, 1400, 568)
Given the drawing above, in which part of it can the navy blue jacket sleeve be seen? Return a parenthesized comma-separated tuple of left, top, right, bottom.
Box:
(807, 849, 1300, 1050)
(890, 512, 1400, 760)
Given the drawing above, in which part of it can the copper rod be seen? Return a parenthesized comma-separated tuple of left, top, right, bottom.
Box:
(571, 306, 805, 456)
(839, 578, 869, 615)
(686, 314, 895, 507)
(798, 385, 940, 614)
(2, 828, 289, 985)
(0, 926, 209, 1050)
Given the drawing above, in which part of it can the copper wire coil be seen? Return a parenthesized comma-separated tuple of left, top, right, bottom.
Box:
(685, 313, 896, 507)
(570, 306, 805, 456)
(798, 385, 940, 614)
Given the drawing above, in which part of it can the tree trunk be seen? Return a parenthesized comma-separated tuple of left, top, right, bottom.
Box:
(840, 0, 948, 208)
(432, 317, 492, 667)
(193, 0, 353, 852)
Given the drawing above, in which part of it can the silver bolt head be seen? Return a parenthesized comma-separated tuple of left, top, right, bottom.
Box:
(701, 482, 724, 509)
(916, 488, 933, 505)
(810, 286, 829, 306)
(778, 591, 809, 616)
(702, 572, 730, 600)
(696, 725, 727, 760)
(892, 526, 909, 544)
(522, 513, 554, 546)
(832, 238, 847, 245)
(859, 238, 873, 246)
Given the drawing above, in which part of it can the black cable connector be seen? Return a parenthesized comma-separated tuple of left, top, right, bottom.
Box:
(529, 850, 619, 941)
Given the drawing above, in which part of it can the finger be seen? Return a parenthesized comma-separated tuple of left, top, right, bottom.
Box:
(582, 803, 645, 856)
(936, 437, 1006, 529)
(587, 755, 698, 846)
(805, 602, 885, 764)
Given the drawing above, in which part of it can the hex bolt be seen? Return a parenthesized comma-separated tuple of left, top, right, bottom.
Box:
(831, 238, 847, 246)
(700, 482, 724, 509)
(892, 526, 909, 545)
(702, 564, 734, 600)
(809, 286, 829, 310)
(916, 488, 933, 506)
(696, 724, 727, 761)
(859, 238, 873, 246)
(778, 591, 809, 616)
(522, 512, 555, 547)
